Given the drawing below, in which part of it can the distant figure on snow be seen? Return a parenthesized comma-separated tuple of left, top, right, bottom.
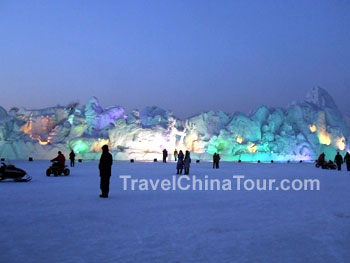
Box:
(176, 150, 184, 175)
(163, 149, 168, 163)
(174, 149, 178, 162)
(334, 152, 343, 171)
(316, 152, 325, 168)
(69, 150, 76, 167)
(344, 152, 350, 172)
(213, 153, 217, 168)
(50, 151, 66, 169)
(213, 153, 220, 169)
(184, 151, 191, 175)
(99, 145, 113, 198)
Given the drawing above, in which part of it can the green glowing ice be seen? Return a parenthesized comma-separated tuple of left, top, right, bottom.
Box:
(207, 140, 228, 154)
(73, 140, 89, 153)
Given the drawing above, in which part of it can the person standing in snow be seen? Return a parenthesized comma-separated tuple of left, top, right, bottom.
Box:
(50, 151, 66, 169)
(99, 145, 113, 198)
(69, 150, 76, 167)
(344, 152, 350, 172)
(176, 150, 184, 175)
(184, 151, 191, 175)
(214, 153, 221, 169)
(162, 149, 168, 163)
(174, 149, 178, 162)
(213, 153, 217, 168)
(334, 152, 343, 171)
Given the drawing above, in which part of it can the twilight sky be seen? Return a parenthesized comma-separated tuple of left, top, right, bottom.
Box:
(0, 0, 349, 118)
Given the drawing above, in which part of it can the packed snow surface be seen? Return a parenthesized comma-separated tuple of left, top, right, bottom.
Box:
(1, 161, 350, 262)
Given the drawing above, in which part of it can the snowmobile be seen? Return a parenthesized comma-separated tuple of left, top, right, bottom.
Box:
(321, 160, 337, 170)
(46, 161, 70, 176)
(0, 162, 32, 182)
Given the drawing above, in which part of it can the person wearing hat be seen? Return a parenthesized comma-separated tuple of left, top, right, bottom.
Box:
(99, 145, 113, 198)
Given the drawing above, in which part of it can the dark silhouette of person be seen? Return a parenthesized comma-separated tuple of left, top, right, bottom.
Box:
(50, 151, 66, 169)
(213, 153, 217, 168)
(184, 151, 191, 175)
(69, 150, 76, 167)
(344, 152, 350, 172)
(213, 153, 221, 169)
(176, 150, 184, 175)
(163, 149, 168, 163)
(316, 152, 325, 167)
(334, 152, 343, 171)
(99, 145, 113, 198)
(174, 149, 178, 162)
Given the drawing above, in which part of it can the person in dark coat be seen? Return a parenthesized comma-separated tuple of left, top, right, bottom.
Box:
(344, 152, 350, 172)
(163, 149, 168, 163)
(50, 151, 66, 169)
(316, 153, 325, 167)
(99, 145, 113, 198)
(69, 150, 76, 167)
(184, 151, 191, 175)
(214, 153, 221, 169)
(334, 152, 343, 171)
(176, 150, 184, 175)
(213, 153, 217, 168)
(174, 149, 178, 162)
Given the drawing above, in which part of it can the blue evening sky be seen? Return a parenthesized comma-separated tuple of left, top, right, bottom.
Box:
(0, 0, 349, 118)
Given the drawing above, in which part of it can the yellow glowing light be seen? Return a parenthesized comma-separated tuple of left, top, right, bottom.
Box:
(38, 137, 49, 145)
(20, 114, 55, 145)
(336, 137, 346, 151)
(236, 136, 243, 144)
(91, 138, 110, 152)
(247, 144, 257, 154)
(309, 125, 317, 133)
(318, 131, 331, 146)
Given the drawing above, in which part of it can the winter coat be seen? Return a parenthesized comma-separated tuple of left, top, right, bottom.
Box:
(334, 154, 343, 165)
(51, 154, 66, 168)
(69, 152, 75, 160)
(99, 151, 113, 177)
(177, 160, 184, 169)
(177, 153, 184, 169)
(344, 153, 350, 164)
(184, 155, 191, 169)
(214, 154, 221, 163)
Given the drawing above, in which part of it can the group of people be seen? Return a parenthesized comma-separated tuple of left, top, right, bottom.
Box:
(52, 148, 350, 200)
(166, 149, 221, 174)
(175, 150, 191, 175)
(163, 149, 191, 174)
(50, 147, 113, 198)
(50, 150, 76, 168)
(316, 151, 350, 171)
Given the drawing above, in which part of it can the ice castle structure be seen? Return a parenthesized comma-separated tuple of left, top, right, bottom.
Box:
(0, 87, 348, 162)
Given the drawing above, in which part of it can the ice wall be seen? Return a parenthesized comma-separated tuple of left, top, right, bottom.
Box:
(0, 87, 348, 162)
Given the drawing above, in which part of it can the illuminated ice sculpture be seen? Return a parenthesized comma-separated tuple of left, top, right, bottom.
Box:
(0, 87, 348, 162)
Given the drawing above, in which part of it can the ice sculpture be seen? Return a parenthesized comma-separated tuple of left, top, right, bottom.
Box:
(0, 87, 348, 162)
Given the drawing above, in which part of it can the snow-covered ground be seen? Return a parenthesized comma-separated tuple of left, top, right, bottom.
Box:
(1, 161, 350, 263)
